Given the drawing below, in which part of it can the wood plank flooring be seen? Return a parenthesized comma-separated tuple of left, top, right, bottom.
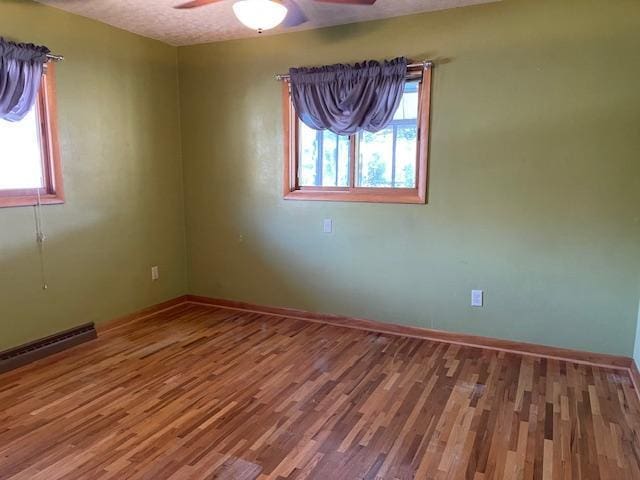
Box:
(1, 303, 639, 479)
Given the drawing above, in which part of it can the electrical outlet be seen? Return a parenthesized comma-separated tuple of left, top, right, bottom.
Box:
(471, 290, 483, 307)
(323, 218, 332, 234)
(151, 266, 159, 281)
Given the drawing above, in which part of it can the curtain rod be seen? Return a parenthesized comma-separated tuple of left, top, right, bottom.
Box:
(275, 60, 432, 81)
(46, 53, 64, 62)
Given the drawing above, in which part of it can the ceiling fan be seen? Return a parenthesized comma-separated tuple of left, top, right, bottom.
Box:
(174, 0, 377, 33)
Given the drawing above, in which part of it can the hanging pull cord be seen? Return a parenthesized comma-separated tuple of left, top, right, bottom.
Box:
(34, 187, 48, 291)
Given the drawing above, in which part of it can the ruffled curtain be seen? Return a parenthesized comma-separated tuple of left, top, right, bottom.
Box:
(0, 38, 50, 122)
(289, 57, 407, 136)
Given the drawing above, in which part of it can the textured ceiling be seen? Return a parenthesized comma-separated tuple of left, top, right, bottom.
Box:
(36, 0, 499, 46)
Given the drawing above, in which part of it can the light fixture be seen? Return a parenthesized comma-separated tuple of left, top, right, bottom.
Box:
(232, 0, 288, 33)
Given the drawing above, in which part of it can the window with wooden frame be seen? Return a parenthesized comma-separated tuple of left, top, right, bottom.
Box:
(0, 63, 63, 208)
(282, 64, 431, 204)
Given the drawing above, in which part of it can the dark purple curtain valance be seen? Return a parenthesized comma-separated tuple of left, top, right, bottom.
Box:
(0, 38, 50, 122)
(289, 57, 408, 135)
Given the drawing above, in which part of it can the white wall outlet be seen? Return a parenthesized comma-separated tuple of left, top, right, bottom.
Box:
(471, 290, 483, 307)
(151, 266, 159, 281)
(323, 218, 332, 234)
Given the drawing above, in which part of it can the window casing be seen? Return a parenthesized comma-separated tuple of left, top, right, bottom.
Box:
(0, 63, 63, 208)
(283, 64, 431, 204)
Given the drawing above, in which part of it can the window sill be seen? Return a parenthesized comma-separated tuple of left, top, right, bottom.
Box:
(0, 194, 65, 209)
(283, 189, 426, 204)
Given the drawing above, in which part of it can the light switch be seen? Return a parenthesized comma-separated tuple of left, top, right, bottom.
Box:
(471, 290, 483, 307)
(323, 218, 332, 234)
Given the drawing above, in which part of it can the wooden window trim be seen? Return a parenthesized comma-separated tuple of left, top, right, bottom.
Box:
(0, 63, 64, 208)
(283, 64, 431, 204)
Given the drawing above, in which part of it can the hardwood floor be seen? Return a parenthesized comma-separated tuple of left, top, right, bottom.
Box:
(1, 304, 639, 479)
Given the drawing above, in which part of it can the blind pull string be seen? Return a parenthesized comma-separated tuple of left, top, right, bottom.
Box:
(34, 182, 48, 291)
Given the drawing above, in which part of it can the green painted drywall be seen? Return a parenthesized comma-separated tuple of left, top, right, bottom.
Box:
(634, 298, 640, 365)
(0, 1, 187, 350)
(1, 0, 638, 358)
(178, 0, 640, 356)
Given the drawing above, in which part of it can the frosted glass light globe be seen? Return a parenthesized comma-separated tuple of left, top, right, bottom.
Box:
(232, 0, 288, 32)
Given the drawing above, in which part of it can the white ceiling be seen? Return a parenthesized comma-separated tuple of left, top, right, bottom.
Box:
(36, 0, 498, 46)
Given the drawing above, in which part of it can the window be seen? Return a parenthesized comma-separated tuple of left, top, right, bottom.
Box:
(0, 64, 63, 208)
(283, 65, 431, 204)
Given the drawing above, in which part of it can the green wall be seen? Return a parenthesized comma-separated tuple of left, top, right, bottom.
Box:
(1, 0, 638, 357)
(178, 0, 640, 356)
(635, 298, 640, 364)
(0, 1, 187, 350)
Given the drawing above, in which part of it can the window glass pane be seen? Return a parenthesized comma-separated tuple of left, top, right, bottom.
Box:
(0, 107, 44, 190)
(357, 81, 419, 188)
(298, 120, 318, 186)
(395, 126, 418, 188)
(357, 129, 394, 188)
(298, 120, 349, 187)
(393, 81, 419, 121)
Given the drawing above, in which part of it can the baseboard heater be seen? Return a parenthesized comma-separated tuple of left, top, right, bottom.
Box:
(0, 323, 97, 374)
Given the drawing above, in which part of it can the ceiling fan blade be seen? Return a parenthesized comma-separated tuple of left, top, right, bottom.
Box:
(313, 0, 376, 4)
(174, 0, 224, 9)
(282, 0, 309, 27)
